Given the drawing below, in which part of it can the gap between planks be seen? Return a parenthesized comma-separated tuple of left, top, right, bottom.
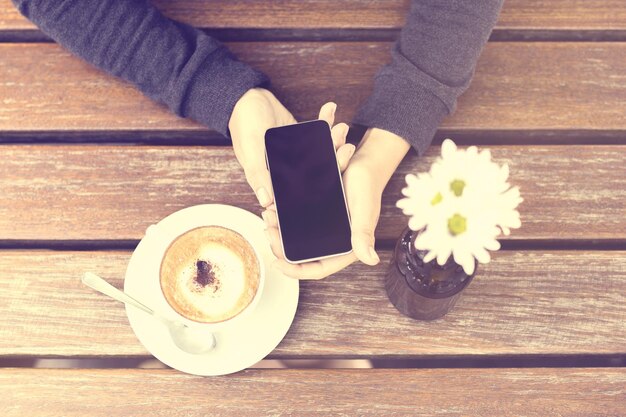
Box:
(1, 129, 626, 146)
(1, 354, 625, 369)
(0, 239, 625, 251)
(1, 29, 626, 43)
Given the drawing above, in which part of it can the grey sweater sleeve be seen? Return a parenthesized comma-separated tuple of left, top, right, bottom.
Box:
(353, 0, 504, 155)
(12, 0, 269, 137)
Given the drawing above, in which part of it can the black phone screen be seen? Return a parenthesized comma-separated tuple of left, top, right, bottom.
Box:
(265, 120, 352, 262)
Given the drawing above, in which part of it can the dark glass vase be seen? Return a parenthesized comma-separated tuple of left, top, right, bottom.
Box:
(385, 227, 476, 320)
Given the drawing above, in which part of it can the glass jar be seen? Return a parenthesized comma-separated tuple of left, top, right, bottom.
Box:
(385, 227, 476, 320)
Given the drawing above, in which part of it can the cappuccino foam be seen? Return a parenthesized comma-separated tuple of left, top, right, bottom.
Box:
(160, 226, 260, 323)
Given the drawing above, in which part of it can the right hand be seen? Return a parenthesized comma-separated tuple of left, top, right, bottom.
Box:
(228, 88, 354, 208)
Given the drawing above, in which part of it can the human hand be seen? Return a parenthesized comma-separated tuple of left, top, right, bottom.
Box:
(263, 127, 411, 279)
(229, 88, 354, 208)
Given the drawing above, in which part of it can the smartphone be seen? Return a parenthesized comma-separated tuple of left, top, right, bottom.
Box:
(265, 120, 352, 263)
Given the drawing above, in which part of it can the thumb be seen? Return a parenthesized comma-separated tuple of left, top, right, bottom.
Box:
(352, 227, 379, 266)
(347, 178, 380, 266)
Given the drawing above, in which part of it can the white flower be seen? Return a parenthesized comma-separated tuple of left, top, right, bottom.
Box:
(396, 139, 523, 275)
(396, 172, 445, 232)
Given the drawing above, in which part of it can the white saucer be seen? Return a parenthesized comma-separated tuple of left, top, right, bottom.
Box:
(124, 204, 299, 376)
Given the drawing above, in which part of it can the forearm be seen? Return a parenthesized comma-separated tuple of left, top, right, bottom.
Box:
(12, 0, 268, 136)
(354, 0, 504, 155)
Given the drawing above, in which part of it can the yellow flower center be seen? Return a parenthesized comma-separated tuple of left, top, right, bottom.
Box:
(450, 179, 466, 197)
(430, 192, 443, 205)
(448, 213, 467, 236)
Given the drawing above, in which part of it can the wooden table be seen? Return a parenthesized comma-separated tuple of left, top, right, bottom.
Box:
(1, 1, 625, 415)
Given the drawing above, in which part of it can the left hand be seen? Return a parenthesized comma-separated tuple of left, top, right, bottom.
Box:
(263, 127, 411, 279)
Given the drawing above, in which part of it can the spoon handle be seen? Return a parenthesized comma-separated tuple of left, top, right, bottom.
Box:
(82, 272, 154, 316)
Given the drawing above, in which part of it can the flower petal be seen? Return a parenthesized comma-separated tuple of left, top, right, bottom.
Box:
(436, 246, 452, 266)
(423, 250, 437, 263)
(441, 139, 457, 159)
(485, 238, 501, 251)
(408, 216, 427, 231)
(454, 249, 475, 275)
(472, 246, 491, 264)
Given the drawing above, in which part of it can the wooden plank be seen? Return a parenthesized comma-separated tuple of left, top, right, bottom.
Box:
(0, 43, 624, 134)
(1, 0, 625, 32)
(2, 368, 624, 416)
(1, 250, 624, 357)
(0, 145, 624, 241)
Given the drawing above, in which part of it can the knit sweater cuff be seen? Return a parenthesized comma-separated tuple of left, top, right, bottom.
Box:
(182, 47, 269, 138)
(353, 73, 449, 156)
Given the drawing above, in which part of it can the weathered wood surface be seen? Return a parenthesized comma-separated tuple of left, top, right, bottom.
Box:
(1, 0, 625, 32)
(0, 145, 623, 241)
(2, 368, 625, 417)
(1, 250, 624, 357)
(1, 43, 625, 134)
(1, 1, 624, 413)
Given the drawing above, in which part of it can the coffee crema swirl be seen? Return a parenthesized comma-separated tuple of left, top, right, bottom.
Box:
(159, 226, 260, 323)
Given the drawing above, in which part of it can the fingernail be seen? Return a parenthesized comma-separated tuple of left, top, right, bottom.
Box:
(369, 247, 380, 264)
(256, 187, 270, 206)
(343, 124, 350, 137)
(347, 144, 356, 158)
(330, 103, 337, 117)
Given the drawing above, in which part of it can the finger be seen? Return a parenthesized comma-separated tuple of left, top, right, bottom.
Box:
(272, 97, 297, 127)
(274, 252, 357, 280)
(318, 102, 337, 127)
(350, 191, 380, 266)
(344, 172, 381, 266)
(278, 109, 297, 127)
(336, 143, 356, 172)
(261, 209, 279, 229)
(264, 225, 285, 260)
(245, 166, 274, 208)
(350, 210, 380, 266)
(330, 122, 349, 149)
(351, 227, 379, 266)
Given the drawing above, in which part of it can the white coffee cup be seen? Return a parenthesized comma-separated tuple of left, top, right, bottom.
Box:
(143, 207, 266, 350)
